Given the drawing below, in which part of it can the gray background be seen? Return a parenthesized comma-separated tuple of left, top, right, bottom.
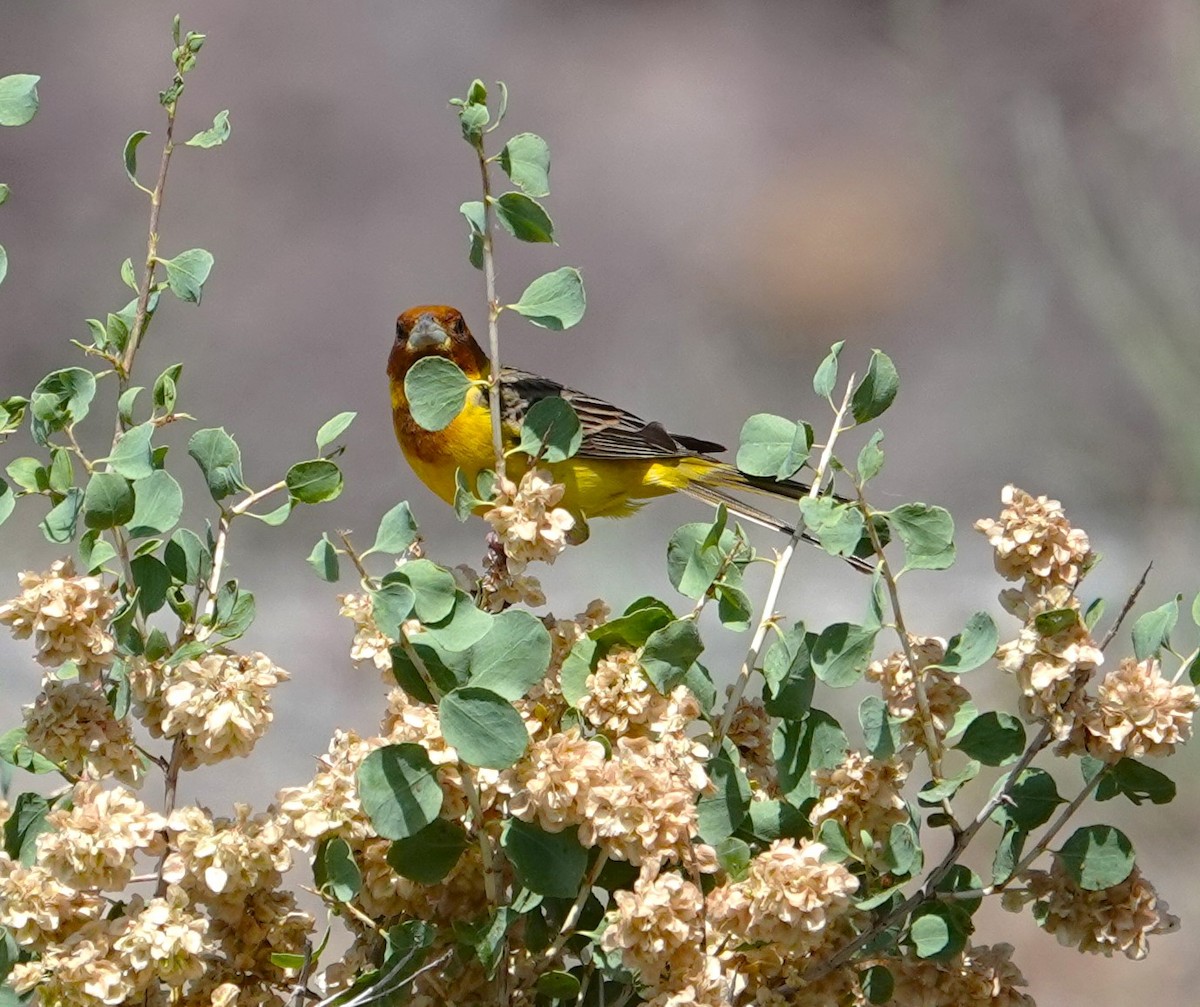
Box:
(2, 2, 1199, 1002)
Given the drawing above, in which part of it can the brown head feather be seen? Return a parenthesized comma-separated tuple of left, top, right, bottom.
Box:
(388, 305, 490, 391)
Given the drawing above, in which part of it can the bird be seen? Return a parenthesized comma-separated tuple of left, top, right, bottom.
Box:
(387, 304, 869, 567)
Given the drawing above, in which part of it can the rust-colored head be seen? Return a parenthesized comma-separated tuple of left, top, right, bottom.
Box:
(387, 305, 489, 386)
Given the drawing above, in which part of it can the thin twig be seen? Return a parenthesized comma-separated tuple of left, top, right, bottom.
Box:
(1099, 563, 1152, 652)
(475, 140, 507, 482)
(715, 377, 855, 746)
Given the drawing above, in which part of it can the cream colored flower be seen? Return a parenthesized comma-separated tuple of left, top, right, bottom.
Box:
(1013, 860, 1178, 960)
(499, 728, 606, 832)
(8, 917, 140, 1005)
(0, 559, 116, 678)
(36, 782, 166, 890)
(339, 592, 394, 673)
(707, 839, 859, 964)
(975, 485, 1092, 601)
(580, 646, 700, 738)
(866, 635, 970, 749)
(484, 469, 576, 571)
(163, 803, 291, 901)
(582, 733, 711, 870)
(477, 539, 547, 612)
(998, 614, 1102, 738)
(23, 678, 143, 784)
(207, 886, 313, 982)
(0, 856, 104, 947)
(888, 943, 1035, 1006)
(602, 871, 707, 992)
(725, 693, 776, 795)
(276, 729, 383, 843)
(111, 886, 208, 987)
(810, 750, 909, 847)
(1074, 657, 1198, 760)
(133, 650, 288, 768)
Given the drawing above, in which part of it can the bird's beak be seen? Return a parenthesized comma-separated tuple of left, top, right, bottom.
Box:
(407, 314, 451, 351)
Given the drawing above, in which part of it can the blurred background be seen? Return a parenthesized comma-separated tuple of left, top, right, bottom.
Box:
(2, 1, 1199, 1002)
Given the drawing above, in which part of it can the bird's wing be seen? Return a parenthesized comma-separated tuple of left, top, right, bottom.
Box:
(499, 366, 725, 460)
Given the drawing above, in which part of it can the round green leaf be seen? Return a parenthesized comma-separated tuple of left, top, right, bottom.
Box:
(908, 902, 970, 960)
(0, 479, 13, 527)
(493, 191, 555, 243)
(885, 502, 956, 571)
(30, 368, 97, 445)
(509, 267, 585, 330)
(162, 248, 214, 304)
(774, 709, 848, 803)
(184, 109, 231, 148)
(1058, 825, 1135, 891)
(813, 341, 844, 398)
(812, 622, 877, 688)
(990, 768, 1062, 831)
(537, 972, 581, 1000)
(934, 612, 999, 673)
(357, 743, 444, 840)
(123, 130, 150, 187)
(640, 618, 704, 694)
(370, 500, 418, 555)
(500, 132, 551, 197)
(129, 470, 183, 537)
(385, 559, 457, 623)
(187, 428, 245, 500)
(955, 711, 1025, 766)
(468, 609, 552, 700)
(518, 396, 583, 462)
(736, 414, 803, 479)
(439, 687, 528, 769)
(851, 349, 899, 423)
(861, 965, 894, 1004)
(106, 423, 155, 480)
(0, 74, 40, 127)
(1132, 597, 1180, 661)
(82, 472, 135, 530)
(315, 410, 356, 450)
(696, 743, 751, 844)
(404, 356, 472, 432)
(315, 835, 361, 902)
(307, 534, 340, 582)
(386, 818, 468, 884)
(286, 459, 343, 504)
(501, 818, 587, 898)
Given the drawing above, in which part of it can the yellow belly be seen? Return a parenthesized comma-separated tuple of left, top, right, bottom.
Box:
(396, 394, 713, 520)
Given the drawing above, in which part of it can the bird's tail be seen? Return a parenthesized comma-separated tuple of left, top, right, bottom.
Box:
(681, 464, 873, 574)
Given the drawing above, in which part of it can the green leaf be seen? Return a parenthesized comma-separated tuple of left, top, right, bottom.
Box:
(357, 743, 443, 840)
(0, 727, 58, 774)
(1132, 596, 1180, 661)
(404, 355, 473, 431)
(153, 363, 183, 414)
(908, 902, 971, 960)
(5, 457, 41, 493)
(917, 760, 980, 805)
(314, 836, 360, 902)
(518, 397, 582, 462)
(187, 428, 245, 500)
(0, 478, 12, 527)
(500, 132, 551, 197)
(30, 368, 97, 444)
(640, 618, 704, 694)
(0, 74, 40, 127)
(307, 534, 340, 582)
(763, 623, 816, 719)
(370, 501, 418, 555)
(992, 825, 1026, 886)
(667, 521, 746, 600)
(509, 267, 586, 330)
(0, 243, 6, 286)
(129, 470, 183, 537)
(286, 459, 343, 504)
(886, 502, 955, 570)
(369, 582, 416, 637)
(387, 818, 468, 884)
(1092, 757, 1175, 806)
(861, 964, 895, 1005)
(117, 386, 142, 426)
(736, 414, 810, 480)
(421, 592, 494, 651)
(459, 200, 486, 270)
(774, 709, 848, 803)
(120, 256, 137, 289)
(857, 430, 885, 483)
(3, 793, 51, 864)
(799, 497, 865, 557)
(123, 129, 151, 186)
(439, 687, 528, 769)
(697, 742, 751, 844)
(0, 183, 9, 206)
(1058, 825, 1135, 891)
(468, 609, 552, 700)
(184, 109, 231, 148)
(391, 637, 471, 703)
(131, 554, 172, 616)
(1033, 607, 1079, 637)
(716, 583, 753, 632)
(746, 798, 810, 844)
(934, 612, 998, 673)
(106, 422, 155, 480)
(811, 622, 876, 688)
(164, 529, 211, 585)
(537, 972, 581, 1001)
(851, 350, 899, 423)
(955, 712, 1026, 766)
(82, 472, 135, 530)
(860, 695, 901, 759)
(41, 487, 82, 543)
(501, 819, 587, 898)
(991, 768, 1062, 831)
(813, 341, 844, 398)
(316, 411, 356, 451)
(386, 560, 457, 623)
(458, 102, 489, 142)
(162, 248, 214, 304)
(493, 192, 555, 243)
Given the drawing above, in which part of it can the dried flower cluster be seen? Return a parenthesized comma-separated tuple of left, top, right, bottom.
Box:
(866, 634, 969, 749)
(23, 678, 143, 784)
(483, 467, 576, 571)
(1006, 859, 1179, 960)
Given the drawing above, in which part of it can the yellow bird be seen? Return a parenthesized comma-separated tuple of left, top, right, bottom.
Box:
(388, 304, 858, 559)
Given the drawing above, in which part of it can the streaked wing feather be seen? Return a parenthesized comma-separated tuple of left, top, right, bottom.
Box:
(499, 366, 725, 460)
